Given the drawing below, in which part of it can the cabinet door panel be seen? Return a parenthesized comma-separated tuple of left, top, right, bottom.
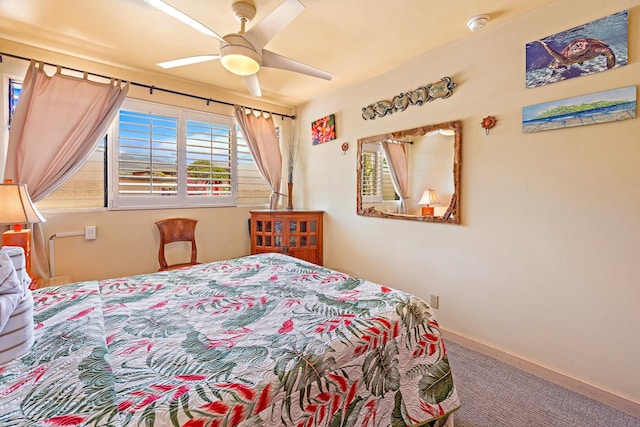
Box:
(250, 211, 323, 265)
(288, 248, 319, 265)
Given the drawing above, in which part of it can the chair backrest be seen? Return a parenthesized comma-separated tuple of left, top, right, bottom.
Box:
(155, 218, 199, 271)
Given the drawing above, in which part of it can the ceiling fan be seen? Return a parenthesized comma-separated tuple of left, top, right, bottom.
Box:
(144, 0, 333, 97)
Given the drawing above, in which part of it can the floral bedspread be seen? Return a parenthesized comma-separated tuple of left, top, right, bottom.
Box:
(0, 253, 459, 426)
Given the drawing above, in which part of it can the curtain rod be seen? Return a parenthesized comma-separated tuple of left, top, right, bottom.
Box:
(386, 138, 413, 145)
(0, 51, 296, 120)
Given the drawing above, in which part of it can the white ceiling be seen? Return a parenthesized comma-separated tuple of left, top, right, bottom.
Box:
(0, 0, 557, 106)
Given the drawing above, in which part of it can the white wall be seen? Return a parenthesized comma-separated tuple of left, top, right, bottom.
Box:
(295, 0, 640, 404)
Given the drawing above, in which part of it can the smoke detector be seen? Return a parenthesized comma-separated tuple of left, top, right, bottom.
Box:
(467, 15, 490, 32)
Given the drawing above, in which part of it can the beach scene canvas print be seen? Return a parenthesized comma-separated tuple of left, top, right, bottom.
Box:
(525, 10, 628, 88)
(522, 86, 636, 133)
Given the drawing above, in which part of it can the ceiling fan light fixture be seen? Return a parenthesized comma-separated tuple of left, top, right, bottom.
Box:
(220, 34, 262, 76)
(221, 52, 261, 75)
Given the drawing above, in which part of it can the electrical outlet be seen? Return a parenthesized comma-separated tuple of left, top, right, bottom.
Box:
(85, 225, 96, 240)
(429, 294, 440, 309)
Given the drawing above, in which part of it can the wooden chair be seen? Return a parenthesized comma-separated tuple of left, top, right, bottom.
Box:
(155, 218, 199, 271)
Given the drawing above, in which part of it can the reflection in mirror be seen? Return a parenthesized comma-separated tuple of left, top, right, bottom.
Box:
(356, 120, 461, 224)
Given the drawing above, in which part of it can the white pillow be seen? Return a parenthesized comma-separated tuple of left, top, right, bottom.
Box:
(0, 247, 35, 365)
(0, 251, 23, 294)
(0, 246, 30, 291)
(0, 251, 23, 332)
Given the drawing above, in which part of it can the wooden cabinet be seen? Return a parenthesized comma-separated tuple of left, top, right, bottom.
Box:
(250, 210, 323, 265)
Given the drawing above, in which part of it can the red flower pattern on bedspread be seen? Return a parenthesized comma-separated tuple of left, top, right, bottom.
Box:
(336, 289, 360, 302)
(119, 339, 154, 355)
(0, 366, 47, 397)
(354, 317, 400, 356)
(314, 313, 355, 333)
(206, 328, 252, 349)
(319, 273, 349, 284)
(414, 332, 445, 358)
(66, 306, 95, 321)
(278, 319, 294, 333)
(32, 288, 97, 312)
(294, 376, 359, 427)
(149, 299, 168, 309)
(43, 415, 87, 426)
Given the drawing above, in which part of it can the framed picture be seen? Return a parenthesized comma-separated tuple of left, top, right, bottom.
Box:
(522, 85, 636, 133)
(311, 114, 336, 145)
(525, 10, 628, 88)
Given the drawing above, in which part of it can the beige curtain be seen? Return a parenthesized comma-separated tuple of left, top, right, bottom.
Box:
(382, 141, 410, 214)
(234, 105, 282, 209)
(4, 60, 129, 278)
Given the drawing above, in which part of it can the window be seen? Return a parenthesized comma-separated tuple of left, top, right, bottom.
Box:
(381, 156, 396, 201)
(361, 148, 395, 202)
(186, 118, 233, 198)
(111, 100, 237, 209)
(8, 79, 20, 128)
(35, 137, 107, 210)
(361, 150, 381, 201)
(7, 79, 272, 210)
(116, 108, 178, 199)
(110, 99, 273, 209)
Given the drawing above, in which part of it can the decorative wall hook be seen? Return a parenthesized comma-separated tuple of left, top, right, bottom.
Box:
(341, 142, 349, 155)
(481, 116, 497, 135)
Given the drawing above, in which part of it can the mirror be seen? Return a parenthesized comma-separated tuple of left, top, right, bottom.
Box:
(356, 120, 461, 224)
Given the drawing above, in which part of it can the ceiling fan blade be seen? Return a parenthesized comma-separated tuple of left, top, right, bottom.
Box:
(244, 0, 305, 49)
(243, 74, 262, 97)
(143, 0, 224, 42)
(157, 55, 220, 69)
(262, 50, 333, 80)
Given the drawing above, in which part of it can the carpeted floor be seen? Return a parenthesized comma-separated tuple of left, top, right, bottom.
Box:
(445, 340, 640, 427)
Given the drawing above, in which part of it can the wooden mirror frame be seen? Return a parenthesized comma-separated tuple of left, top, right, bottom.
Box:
(356, 120, 462, 224)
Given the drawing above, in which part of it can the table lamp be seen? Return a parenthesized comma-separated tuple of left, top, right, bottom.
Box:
(418, 189, 439, 216)
(0, 182, 46, 279)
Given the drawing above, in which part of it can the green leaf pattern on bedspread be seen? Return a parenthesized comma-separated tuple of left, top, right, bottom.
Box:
(0, 253, 459, 426)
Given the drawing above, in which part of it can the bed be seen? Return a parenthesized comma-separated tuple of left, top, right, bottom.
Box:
(0, 252, 460, 426)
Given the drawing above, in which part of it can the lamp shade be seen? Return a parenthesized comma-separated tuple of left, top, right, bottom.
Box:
(418, 189, 440, 206)
(0, 184, 46, 225)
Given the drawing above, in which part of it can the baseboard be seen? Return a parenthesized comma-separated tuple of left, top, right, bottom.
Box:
(441, 328, 640, 419)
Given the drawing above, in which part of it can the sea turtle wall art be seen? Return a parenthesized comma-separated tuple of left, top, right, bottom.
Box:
(525, 10, 628, 89)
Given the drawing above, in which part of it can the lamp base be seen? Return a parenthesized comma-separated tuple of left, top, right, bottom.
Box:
(421, 206, 434, 216)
